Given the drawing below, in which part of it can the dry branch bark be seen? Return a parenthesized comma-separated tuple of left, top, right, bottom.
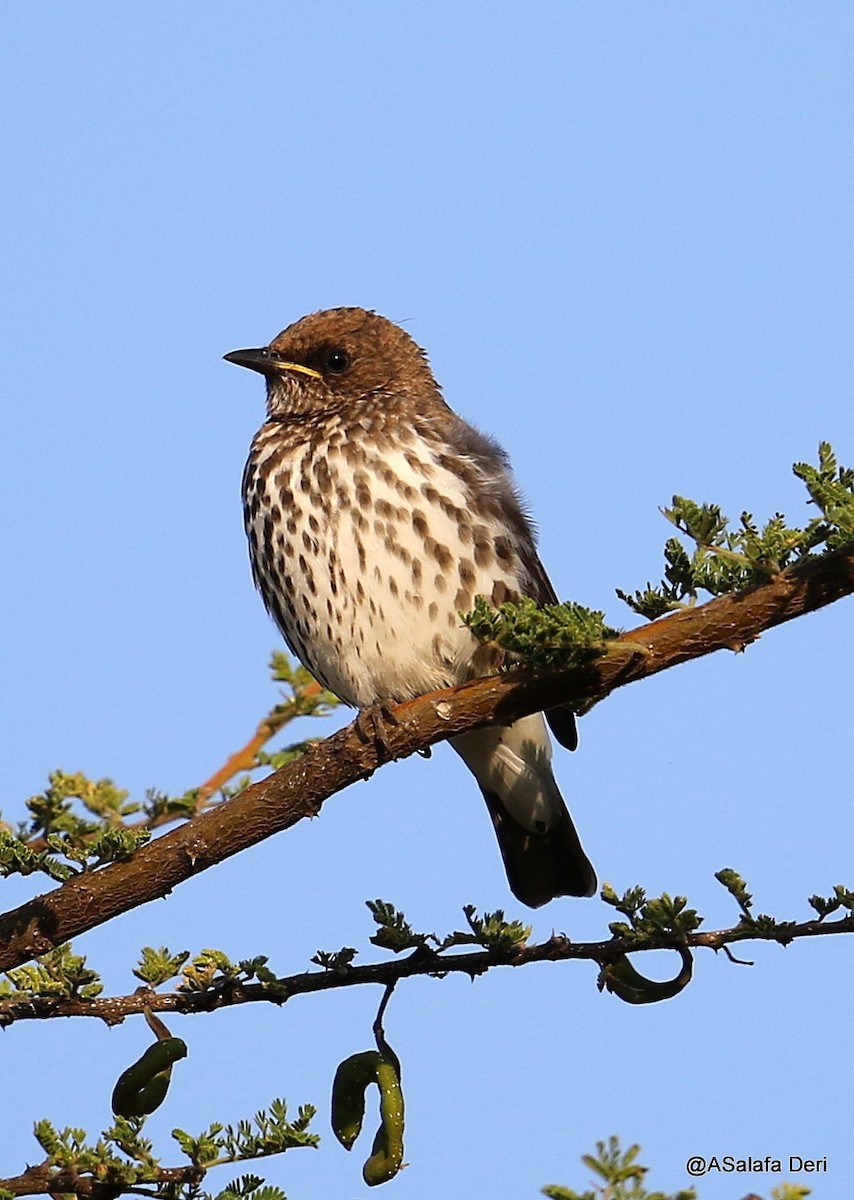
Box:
(1, 542, 852, 974)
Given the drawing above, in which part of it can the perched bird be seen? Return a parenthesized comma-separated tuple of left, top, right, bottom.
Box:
(225, 308, 596, 907)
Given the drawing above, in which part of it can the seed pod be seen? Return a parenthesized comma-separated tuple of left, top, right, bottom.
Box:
(111, 1037, 188, 1118)
(600, 946, 693, 1005)
(362, 1054, 405, 1186)
(331, 1050, 384, 1150)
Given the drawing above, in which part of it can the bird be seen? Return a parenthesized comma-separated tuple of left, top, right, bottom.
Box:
(225, 307, 596, 907)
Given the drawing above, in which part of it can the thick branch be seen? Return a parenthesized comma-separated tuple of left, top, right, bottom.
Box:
(1, 912, 852, 1028)
(1, 543, 852, 973)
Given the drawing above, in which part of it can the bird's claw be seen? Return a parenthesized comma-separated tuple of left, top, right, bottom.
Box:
(355, 701, 400, 762)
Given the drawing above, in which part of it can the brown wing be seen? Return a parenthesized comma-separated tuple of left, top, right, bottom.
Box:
(440, 411, 579, 752)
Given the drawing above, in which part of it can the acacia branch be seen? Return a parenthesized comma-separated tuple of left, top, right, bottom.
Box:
(192, 678, 329, 806)
(0, 1162, 202, 1200)
(22, 679, 331, 857)
(1, 910, 852, 1028)
(1, 542, 852, 974)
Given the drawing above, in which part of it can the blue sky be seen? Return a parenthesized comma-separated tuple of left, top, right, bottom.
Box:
(1, 5, 852, 1198)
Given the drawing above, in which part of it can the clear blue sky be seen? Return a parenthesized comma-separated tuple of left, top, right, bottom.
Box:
(2, 5, 852, 1198)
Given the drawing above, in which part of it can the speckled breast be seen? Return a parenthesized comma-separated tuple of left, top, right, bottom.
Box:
(242, 417, 525, 707)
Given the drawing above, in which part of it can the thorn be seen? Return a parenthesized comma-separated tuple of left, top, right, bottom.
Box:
(720, 944, 754, 967)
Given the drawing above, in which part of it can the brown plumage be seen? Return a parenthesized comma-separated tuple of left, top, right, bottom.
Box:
(225, 307, 596, 907)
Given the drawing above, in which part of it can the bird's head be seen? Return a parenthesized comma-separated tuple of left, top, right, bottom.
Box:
(225, 306, 439, 421)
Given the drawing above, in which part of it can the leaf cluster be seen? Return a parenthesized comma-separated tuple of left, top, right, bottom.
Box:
(462, 596, 621, 670)
(543, 1135, 697, 1200)
(0, 944, 102, 1004)
(0, 772, 155, 881)
(601, 886, 702, 946)
(32, 1116, 162, 1185)
(213, 1174, 286, 1200)
(267, 652, 340, 718)
(366, 899, 434, 954)
(132, 947, 285, 998)
(618, 442, 854, 618)
(807, 883, 854, 920)
(365, 899, 532, 955)
(714, 868, 799, 942)
(17, 1102, 317, 1200)
(457, 904, 532, 950)
(543, 1136, 812, 1199)
(173, 1099, 318, 1166)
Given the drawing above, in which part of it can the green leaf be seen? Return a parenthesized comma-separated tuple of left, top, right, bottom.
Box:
(462, 905, 532, 951)
(542, 1136, 697, 1200)
(4, 944, 102, 1000)
(601, 886, 702, 945)
(311, 947, 359, 972)
(462, 596, 620, 670)
(173, 1100, 319, 1167)
(133, 946, 192, 987)
(715, 868, 753, 913)
(179, 948, 238, 991)
(367, 900, 432, 954)
(620, 443, 854, 619)
(0, 831, 76, 881)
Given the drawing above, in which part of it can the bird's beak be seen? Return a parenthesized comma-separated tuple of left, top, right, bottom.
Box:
(223, 347, 322, 379)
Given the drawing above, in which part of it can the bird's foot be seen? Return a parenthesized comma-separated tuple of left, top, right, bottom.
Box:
(355, 701, 400, 763)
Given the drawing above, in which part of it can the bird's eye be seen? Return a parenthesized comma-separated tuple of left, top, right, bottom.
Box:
(323, 348, 350, 374)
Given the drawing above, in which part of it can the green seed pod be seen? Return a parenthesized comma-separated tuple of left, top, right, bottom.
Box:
(331, 1050, 384, 1150)
(600, 946, 693, 1005)
(362, 1055, 405, 1186)
(111, 1036, 188, 1118)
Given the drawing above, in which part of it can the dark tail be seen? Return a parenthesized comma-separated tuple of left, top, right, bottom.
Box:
(452, 713, 597, 909)
(480, 786, 596, 907)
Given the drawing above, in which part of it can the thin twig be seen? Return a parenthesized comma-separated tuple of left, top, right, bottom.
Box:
(193, 679, 327, 806)
(1, 913, 850, 1029)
